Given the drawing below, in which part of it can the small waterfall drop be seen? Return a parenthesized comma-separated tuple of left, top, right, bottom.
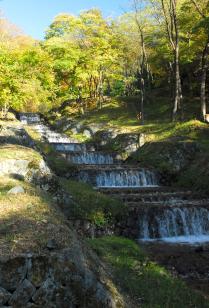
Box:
(66, 152, 115, 165)
(52, 143, 89, 152)
(95, 169, 158, 187)
(19, 113, 41, 124)
(139, 207, 209, 244)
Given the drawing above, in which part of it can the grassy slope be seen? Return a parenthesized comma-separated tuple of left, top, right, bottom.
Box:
(88, 236, 209, 308)
(49, 96, 209, 192)
(26, 126, 126, 227)
(30, 102, 209, 306)
(52, 96, 209, 144)
(0, 175, 73, 257)
(0, 120, 73, 257)
(61, 179, 126, 226)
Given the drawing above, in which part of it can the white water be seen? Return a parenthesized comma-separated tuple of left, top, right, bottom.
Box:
(139, 207, 209, 244)
(66, 152, 114, 165)
(96, 169, 158, 187)
(52, 143, 88, 152)
(20, 114, 40, 124)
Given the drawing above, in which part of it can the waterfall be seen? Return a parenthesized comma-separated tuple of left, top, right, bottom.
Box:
(52, 143, 88, 152)
(19, 113, 41, 124)
(95, 169, 158, 187)
(66, 152, 114, 165)
(139, 207, 209, 244)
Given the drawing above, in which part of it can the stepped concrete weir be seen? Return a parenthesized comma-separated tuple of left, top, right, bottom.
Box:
(19, 112, 209, 245)
(138, 205, 209, 244)
(51, 142, 95, 152)
(64, 151, 119, 165)
(76, 166, 158, 187)
(19, 113, 41, 124)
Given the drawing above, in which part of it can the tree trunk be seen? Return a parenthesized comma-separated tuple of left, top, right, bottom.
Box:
(200, 41, 209, 121)
(140, 77, 145, 124)
(173, 47, 181, 120)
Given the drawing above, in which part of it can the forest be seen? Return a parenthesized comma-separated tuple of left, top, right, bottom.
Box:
(0, 0, 208, 121)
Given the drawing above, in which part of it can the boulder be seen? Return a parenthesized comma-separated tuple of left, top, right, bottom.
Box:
(0, 257, 27, 291)
(32, 278, 56, 305)
(0, 159, 29, 177)
(0, 287, 11, 305)
(9, 279, 36, 306)
(7, 186, 25, 195)
(27, 256, 49, 287)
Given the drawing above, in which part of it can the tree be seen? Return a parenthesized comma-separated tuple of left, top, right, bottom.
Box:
(190, 0, 209, 121)
(0, 16, 56, 114)
(45, 10, 120, 111)
(156, 0, 183, 120)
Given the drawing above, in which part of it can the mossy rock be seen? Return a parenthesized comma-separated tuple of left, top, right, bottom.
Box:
(128, 141, 200, 184)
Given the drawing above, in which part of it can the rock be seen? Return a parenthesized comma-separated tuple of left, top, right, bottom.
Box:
(0, 112, 16, 121)
(27, 256, 49, 287)
(0, 159, 29, 177)
(47, 239, 57, 250)
(0, 257, 27, 291)
(9, 279, 36, 306)
(139, 133, 146, 147)
(195, 246, 204, 253)
(0, 287, 11, 305)
(32, 278, 56, 305)
(7, 186, 25, 195)
(83, 129, 92, 138)
(205, 114, 209, 123)
(95, 282, 115, 307)
(6, 112, 16, 121)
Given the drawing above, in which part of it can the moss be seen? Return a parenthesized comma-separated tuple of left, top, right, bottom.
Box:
(47, 153, 78, 176)
(88, 236, 209, 308)
(60, 179, 126, 227)
(0, 144, 42, 162)
(177, 151, 209, 194)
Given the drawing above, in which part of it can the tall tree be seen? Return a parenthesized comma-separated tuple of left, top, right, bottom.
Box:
(160, 0, 183, 120)
(190, 0, 209, 121)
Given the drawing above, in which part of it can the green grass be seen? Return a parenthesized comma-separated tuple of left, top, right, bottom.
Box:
(26, 125, 127, 227)
(48, 96, 209, 146)
(45, 95, 209, 192)
(0, 175, 73, 257)
(60, 179, 126, 226)
(0, 144, 42, 166)
(88, 236, 209, 308)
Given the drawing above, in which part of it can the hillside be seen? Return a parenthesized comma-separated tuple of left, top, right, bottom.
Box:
(1, 115, 209, 307)
(46, 96, 209, 193)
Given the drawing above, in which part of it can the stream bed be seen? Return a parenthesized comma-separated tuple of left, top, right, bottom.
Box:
(142, 241, 209, 299)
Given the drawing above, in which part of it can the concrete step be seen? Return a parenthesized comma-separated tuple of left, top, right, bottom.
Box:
(63, 151, 122, 165)
(50, 142, 96, 152)
(96, 186, 182, 194)
(106, 191, 194, 203)
(126, 199, 209, 208)
(77, 164, 150, 171)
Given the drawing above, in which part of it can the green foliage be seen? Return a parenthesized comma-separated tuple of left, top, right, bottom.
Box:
(0, 24, 56, 113)
(44, 9, 121, 102)
(61, 179, 126, 226)
(0, 4, 209, 116)
(88, 236, 209, 307)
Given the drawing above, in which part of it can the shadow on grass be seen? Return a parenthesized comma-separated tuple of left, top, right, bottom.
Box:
(0, 178, 72, 257)
(88, 236, 209, 308)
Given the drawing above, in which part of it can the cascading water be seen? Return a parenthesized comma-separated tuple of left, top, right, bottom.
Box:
(66, 152, 115, 165)
(52, 143, 89, 152)
(96, 169, 158, 187)
(19, 113, 41, 124)
(139, 206, 209, 244)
